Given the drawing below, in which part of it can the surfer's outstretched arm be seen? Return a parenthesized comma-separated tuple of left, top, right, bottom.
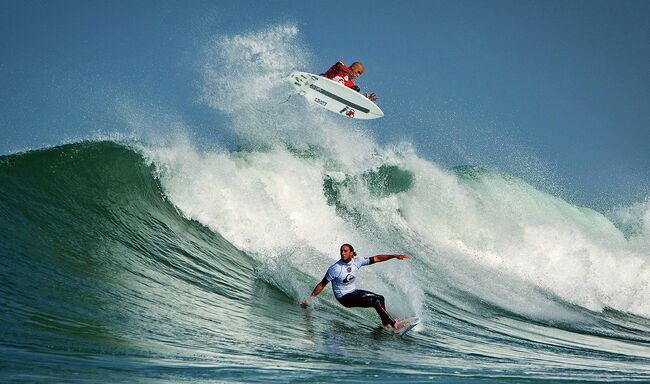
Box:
(300, 277, 329, 306)
(369, 254, 410, 264)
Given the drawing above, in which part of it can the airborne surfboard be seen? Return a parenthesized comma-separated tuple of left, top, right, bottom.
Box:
(289, 71, 384, 120)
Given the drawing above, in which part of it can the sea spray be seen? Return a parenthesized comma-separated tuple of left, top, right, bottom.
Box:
(141, 25, 650, 322)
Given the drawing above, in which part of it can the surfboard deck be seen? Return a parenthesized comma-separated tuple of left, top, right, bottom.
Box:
(397, 316, 421, 337)
(289, 71, 384, 120)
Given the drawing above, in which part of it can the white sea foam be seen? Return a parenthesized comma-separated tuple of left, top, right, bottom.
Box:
(144, 24, 649, 322)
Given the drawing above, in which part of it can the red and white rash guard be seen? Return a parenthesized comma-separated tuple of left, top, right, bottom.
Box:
(322, 61, 357, 89)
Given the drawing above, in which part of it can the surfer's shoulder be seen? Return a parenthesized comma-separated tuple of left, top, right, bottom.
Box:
(353, 256, 371, 267)
(327, 259, 343, 271)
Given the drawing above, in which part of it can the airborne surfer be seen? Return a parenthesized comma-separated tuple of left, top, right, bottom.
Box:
(321, 61, 377, 101)
(301, 243, 410, 330)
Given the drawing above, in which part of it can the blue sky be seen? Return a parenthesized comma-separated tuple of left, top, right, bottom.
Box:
(1, 0, 648, 210)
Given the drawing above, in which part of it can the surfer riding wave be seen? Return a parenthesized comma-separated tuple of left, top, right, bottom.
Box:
(301, 244, 410, 329)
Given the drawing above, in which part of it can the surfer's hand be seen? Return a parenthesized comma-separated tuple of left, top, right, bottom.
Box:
(365, 92, 377, 101)
(396, 254, 410, 260)
(299, 298, 311, 307)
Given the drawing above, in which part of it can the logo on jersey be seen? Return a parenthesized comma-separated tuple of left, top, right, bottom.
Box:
(347, 267, 352, 272)
(343, 274, 355, 283)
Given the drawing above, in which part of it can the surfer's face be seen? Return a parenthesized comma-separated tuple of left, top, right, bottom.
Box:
(349, 64, 364, 80)
(340, 245, 353, 262)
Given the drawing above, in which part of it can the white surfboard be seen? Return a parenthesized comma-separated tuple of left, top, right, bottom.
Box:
(398, 316, 421, 337)
(289, 71, 384, 120)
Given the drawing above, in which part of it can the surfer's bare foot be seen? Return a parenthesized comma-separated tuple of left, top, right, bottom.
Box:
(386, 319, 406, 331)
(384, 320, 399, 330)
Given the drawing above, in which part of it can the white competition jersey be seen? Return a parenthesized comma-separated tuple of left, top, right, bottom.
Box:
(325, 257, 370, 298)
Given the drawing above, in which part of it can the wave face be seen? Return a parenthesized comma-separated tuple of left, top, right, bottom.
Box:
(2, 25, 650, 382)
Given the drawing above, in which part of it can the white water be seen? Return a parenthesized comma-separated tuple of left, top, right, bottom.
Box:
(142, 24, 650, 324)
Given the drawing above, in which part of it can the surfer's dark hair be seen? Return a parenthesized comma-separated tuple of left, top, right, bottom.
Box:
(340, 243, 356, 256)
